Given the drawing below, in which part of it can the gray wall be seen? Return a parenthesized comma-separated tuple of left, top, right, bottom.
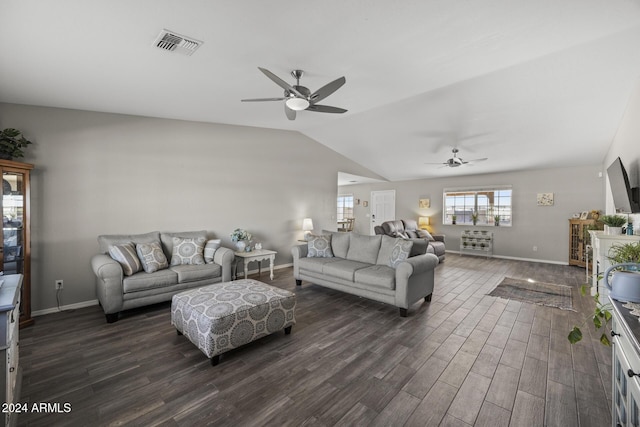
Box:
(0, 102, 381, 313)
(603, 79, 640, 226)
(341, 165, 605, 263)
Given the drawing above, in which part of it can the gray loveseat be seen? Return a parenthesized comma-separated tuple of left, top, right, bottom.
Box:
(91, 230, 234, 323)
(375, 219, 446, 262)
(292, 231, 439, 316)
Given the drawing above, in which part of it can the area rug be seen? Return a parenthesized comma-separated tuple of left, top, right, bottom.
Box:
(488, 277, 574, 311)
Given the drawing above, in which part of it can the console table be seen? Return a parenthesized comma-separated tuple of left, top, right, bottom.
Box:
(588, 231, 640, 298)
(1, 274, 22, 427)
(611, 297, 640, 426)
(233, 249, 277, 280)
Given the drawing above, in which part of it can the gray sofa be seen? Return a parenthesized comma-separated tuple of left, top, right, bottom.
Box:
(374, 219, 446, 262)
(292, 231, 439, 316)
(91, 230, 234, 323)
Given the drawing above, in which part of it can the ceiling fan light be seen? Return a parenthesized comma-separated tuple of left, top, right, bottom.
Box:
(286, 97, 310, 111)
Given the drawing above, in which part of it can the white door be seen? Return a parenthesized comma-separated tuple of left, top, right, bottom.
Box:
(370, 190, 396, 235)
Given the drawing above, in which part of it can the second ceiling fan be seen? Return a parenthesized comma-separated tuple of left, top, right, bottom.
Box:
(426, 148, 488, 168)
(242, 67, 347, 120)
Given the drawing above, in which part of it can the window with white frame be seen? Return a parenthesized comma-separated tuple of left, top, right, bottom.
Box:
(443, 186, 512, 226)
(337, 194, 354, 221)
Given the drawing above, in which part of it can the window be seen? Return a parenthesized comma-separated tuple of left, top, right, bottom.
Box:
(443, 186, 512, 226)
(337, 194, 354, 221)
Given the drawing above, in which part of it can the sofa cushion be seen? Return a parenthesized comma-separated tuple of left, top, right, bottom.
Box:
(297, 256, 343, 274)
(381, 220, 404, 236)
(388, 239, 413, 268)
(108, 242, 142, 276)
(410, 239, 429, 256)
(136, 241, 169, 273)
(405, 230, 418, 238)
(161, 230, 208, 260)
(322, 230, 350, 258)
(171, 237, 206, 266)
(98, 231, 161, 254)
(376, 235, 399, 265)
(346, 234, 382, 265)
(307, 234, 334, 258)
(204, 239, 221, 264)
(354, 265, 396, 290)
(323, 259, 370, 281)
(416, 229, 435, 241)
(403, 219, 419, 231)
(170, 263, 222, 283)
(123, 268, 178, 293)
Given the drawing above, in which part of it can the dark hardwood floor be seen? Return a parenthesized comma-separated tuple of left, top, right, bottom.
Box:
(18, 255, 611, 426)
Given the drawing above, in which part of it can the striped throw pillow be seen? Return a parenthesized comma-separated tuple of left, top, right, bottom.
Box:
(109, 242, 142, 276)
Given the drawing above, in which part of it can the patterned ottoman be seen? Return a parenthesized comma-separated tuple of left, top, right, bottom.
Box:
(171, 279, 296, 366)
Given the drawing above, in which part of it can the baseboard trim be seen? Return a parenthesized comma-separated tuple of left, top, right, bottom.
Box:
(33, 299, 99, 317)
(445, 251, 567, 265)
(33, 263, 295, 317)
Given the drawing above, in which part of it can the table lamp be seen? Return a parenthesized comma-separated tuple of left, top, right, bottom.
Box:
(303, 218, 314, 238)
(418, 216, 430, 230)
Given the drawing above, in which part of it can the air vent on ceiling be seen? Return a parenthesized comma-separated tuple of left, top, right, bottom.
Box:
(153, 29, 203, 56)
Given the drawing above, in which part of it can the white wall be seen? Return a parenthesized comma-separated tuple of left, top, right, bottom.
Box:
(603, 79, 640, 226)
(341, 165, 605, 263)
(0, 103, 382, 313)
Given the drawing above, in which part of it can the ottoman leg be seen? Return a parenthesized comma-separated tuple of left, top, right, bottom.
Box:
(176, 329, 183, 336)
(284, 326, 292, 335)
(425, 294, 432, 302)
(211, 355, 220, 366)
(399, 308, 408, 317)
(295, 279, 302, 286)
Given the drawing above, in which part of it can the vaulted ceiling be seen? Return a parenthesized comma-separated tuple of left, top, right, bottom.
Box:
(2, 1, 640, 182)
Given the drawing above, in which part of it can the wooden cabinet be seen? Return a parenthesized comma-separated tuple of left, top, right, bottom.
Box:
(0, 274, 22, 427)
(568, 219, 599, 268)
(0, 160, 33, 328)
(611, 298, 640, 426)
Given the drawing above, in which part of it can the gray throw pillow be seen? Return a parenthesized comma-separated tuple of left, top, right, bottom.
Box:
(136, 241, 169, 273)
(204, 239, 222, 264)
(307, 235, 334, 258)
(171, 236, 206, 266)
(388, 239, 413, 268)
(109, 242, 142, 276)
(416, 229, 435, 241)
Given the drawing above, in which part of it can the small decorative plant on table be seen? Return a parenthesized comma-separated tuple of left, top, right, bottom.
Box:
(230, 228, 253, 251)
(600, 214, 627, 234)
(471, 211, 478, 225)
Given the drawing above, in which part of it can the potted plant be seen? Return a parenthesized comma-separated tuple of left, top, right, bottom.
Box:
(494, 215, 500, 226)
(451, 214, 457, 225)
(608, 241, 640, 266)
(600, 214, 627, 235)
(0, 128, 32, 160)
(230, 228, 253, 251)
(471, 211, 478, 226)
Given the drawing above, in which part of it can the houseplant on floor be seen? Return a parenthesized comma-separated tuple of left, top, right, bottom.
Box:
(0, 128, 32, 160)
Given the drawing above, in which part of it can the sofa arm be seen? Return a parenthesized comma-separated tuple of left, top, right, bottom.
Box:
(432, 234, 445, 243)
(213, 247, 235, 282)
(291, 244, 308, 279)
(91, 254, 125, 314)
(395, 253, 439, 309)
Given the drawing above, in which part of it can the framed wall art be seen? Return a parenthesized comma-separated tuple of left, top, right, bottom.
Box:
(419, 198, 430, 209)
(537, 193, 554, 206)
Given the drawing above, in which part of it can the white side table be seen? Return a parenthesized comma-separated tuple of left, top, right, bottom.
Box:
(233, 249, 277, 280)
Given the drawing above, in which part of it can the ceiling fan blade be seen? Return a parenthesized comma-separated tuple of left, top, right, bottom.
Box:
(306, 104, 347, 114)
(310, 76, 346, 103)
(285, 103, 296, 120)
(466, 158, 488, 163)
(258, 67, 303, 98)
(241, 97, 286, 102)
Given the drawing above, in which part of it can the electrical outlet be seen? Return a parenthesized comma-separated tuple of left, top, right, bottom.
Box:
(55, 279, 63, 290)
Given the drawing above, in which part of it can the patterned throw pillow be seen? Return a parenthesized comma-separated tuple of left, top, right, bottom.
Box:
(388, 239, 414, 268)
(109, 242, 142, 276)
(204, 239, 222, 264)
(307, 235, 334, 258)
(136, 241, 169, 273)
(416, 229, 435, 241)
(171, 236, 206, 266)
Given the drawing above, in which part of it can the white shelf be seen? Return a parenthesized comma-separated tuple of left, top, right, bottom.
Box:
(460, 230, 493, 257)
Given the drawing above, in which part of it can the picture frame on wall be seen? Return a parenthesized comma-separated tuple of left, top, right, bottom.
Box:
(537, 192, 554, 206)
(419, 198, 430, 209)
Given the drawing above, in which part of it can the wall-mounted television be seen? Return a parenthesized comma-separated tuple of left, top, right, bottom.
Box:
(607, 157, 640, 213)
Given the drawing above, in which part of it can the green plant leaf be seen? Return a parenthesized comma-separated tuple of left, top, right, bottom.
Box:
(593, 315, 602, 329)
(604, 310, 612, 322)
(568, 327, 583, 344)
(579, 285, 589, 296)
(600, 333, 611, 346)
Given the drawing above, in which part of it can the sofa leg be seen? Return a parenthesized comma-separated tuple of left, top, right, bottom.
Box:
(211, 355, 220, 366)
(295, 279, 302, 286)
(105, 313, 119, 323)
(399, 308, 408, 317)
(284, 325, 292, 335)
(176, 329, 183, 336)
(425, 294, 432, 302)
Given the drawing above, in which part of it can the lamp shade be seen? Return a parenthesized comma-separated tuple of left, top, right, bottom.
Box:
(418, 216, 429, 228)
(302, 218, 314, 232)
(286, 97, 310, 111)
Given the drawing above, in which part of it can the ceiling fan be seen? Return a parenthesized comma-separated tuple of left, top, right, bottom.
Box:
(241, 67, 347, 120)
(426, 148, 488, 168)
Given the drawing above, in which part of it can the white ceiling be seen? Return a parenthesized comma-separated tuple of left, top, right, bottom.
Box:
(2, 0, 640, 182)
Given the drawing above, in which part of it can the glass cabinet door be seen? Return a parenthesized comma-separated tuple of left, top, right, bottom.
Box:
(2, 171, 25, 276)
